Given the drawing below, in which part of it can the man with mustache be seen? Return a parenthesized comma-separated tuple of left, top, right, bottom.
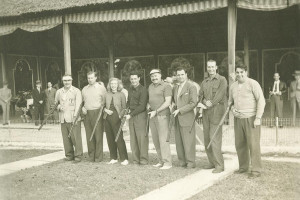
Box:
(148, 69, 173, 169)
(229, 63, 265, 178)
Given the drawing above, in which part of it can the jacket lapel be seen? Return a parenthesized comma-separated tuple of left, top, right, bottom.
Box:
(179, 82, 188, 97)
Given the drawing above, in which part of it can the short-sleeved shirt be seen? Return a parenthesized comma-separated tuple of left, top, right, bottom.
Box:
(82, 82, 106, 110)
(148, 81, 172, 115)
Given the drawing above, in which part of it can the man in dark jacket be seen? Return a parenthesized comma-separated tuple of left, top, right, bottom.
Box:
(32, 80, 46, 126)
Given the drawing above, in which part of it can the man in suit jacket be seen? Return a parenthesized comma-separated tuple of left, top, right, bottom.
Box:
(45, 82, 58, 123)
(32, 80, 46, 126)
(290, 70, 300, 126)
(269, 73, 286, 127)
(173, 67, 197, 168)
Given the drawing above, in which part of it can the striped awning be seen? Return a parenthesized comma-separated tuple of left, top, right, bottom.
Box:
(238, 0, 300, 11)
(65, 0, 228, 23)
(0, 16, 62, 36)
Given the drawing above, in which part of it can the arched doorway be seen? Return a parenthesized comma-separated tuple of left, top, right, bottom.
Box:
(13, 59, 33, 94)
(45, 61, 62, 89)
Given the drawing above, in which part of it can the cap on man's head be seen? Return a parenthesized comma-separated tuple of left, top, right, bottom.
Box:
(293, 70, 300, 76)
(36, 80, 41, 85)
(150, 69, 161, 75)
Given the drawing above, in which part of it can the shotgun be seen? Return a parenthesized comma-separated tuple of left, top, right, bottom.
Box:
(89, 106, 104, 141)
(68, 101, 84, 138)
(38, 102, 59, 131)
(115, 108, 129, 142)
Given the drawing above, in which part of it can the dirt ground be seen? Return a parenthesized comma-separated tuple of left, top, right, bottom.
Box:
(0, 152, 210, 200)
(0, 149, 59, 164)
(189, 161, 300, 200)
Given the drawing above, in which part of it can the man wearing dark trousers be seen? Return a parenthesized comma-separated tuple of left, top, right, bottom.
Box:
(172, 66, 197, 169)
(55, 74, 83, 162)
(229, 63, 265, 178)
(82, 71, 107, 162)
(269, 73, 286, 127)
(125, 62, 149, 165)
(32, 80, 46, 126)
(199, 60, 227, 173)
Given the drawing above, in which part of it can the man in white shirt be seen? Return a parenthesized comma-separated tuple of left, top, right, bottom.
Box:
(269, 73, 286, 127)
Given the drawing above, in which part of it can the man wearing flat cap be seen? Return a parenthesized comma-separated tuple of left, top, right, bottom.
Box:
(0, 81, 12, 125)
(290, 70, 300, 126)
(148, 69, 173, 169)
(32, 80, 46, 126)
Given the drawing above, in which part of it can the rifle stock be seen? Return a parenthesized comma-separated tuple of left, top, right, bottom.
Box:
(38, 102, 59, 131)
(89, 106, 104, 141)
(207, 103, 233, 149)
(115, 108, 129, 142)
(68, 102, 84, 138)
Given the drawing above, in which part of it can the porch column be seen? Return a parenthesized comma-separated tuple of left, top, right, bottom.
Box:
(108, 44, 114, 78)
(228, 0, 237, 124)
(244, 31, 250, 72)
(1, 53, 7, 83)
(63, 17, 72, 74)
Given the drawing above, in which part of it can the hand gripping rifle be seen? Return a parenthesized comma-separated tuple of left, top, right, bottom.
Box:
(68, 102, 84, 138)
(207, 103, 233, 149)
(189, 102, 207, 134)
(115, 108, 129, 142)
(89, 106, 104, 141)
(38, 102, 59, 131)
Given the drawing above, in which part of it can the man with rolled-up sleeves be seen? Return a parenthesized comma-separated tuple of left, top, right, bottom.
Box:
(55, 74, 83, 163)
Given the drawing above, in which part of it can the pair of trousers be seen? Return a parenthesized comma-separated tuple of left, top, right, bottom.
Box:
(234, 116, 262, 174)
(61, 122, 83, 159)
(129, 111, 149, 164)
(83, 109, 104, 162)
(34, 104, 44, 125)
(174, 118, 196, 168)
(203, 108, 224, 170)
(291, 98, 300, 125)
(105, 108, 128, 161)
(149, 115, 172, 166)
(270, 95, 283, 118)
(0, 102, 10, 124)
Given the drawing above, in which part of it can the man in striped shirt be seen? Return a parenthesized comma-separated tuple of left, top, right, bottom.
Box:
(229, 63, 265, 179)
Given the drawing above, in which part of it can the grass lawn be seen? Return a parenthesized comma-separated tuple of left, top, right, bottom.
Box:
(189, 161, 300, 200)
(0, 152, 209, 200)
(0, 149, 59, 164)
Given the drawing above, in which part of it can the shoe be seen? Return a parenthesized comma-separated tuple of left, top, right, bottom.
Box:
(3, 123, 8, 126)
(73, 158, 81, 163)
(160, 165, 172, 170)
(64, 157, 74, 161)
(248, 173, 261, 179)
(121, 160, 129, 166)
(153, 163, 163, 167)
(107, 159, 118, 164)
(212, 168, 224, 173)
(186, 165, 196, 169)
(234, 169, 248, 174)
(203, 165, 215, 169)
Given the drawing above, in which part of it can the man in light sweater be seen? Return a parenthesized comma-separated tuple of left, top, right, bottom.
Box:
(229, 63, 266, 179)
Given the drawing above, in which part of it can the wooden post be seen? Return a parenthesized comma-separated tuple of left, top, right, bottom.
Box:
(108, 44, 114, 78)
(228, 0, 237, 124)
(63, 17, 72, 75)
(1, 53, 6, 83)
(244, 31, 250, 73)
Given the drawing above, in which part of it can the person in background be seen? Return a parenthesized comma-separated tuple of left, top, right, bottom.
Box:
(0, 81, 12, 125)
(32, 80, 46, 126)
(290, 70, 300, 126)
(45, 82, 58, 123)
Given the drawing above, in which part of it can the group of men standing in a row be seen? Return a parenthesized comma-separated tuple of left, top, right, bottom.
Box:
(52, 58, 265, 179)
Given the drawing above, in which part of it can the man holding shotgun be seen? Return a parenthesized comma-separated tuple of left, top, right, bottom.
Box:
(125, 61, 149, 165)
(229, 63, 265, 178)
(199, 60, 227, 173)
(82, 71, 106, 162)
(55, 74, 83, 163)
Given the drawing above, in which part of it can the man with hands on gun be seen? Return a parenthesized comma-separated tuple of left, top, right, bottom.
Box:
(148, 69, 173, 170)
(125, 61, 149, 165)
(55, 74, 83, 163)
(82, 71, 107, 162)
(199, 60, 228, 173)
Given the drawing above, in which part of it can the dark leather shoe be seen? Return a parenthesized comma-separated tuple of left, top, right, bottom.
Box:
(234, 169, 248, 174)
(64, 157, 74, 161)
(212, 168, 224, 173)
(73, 158, 81, 163)
(248, 173, 261, 179)
(203, 165, 215, 169)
